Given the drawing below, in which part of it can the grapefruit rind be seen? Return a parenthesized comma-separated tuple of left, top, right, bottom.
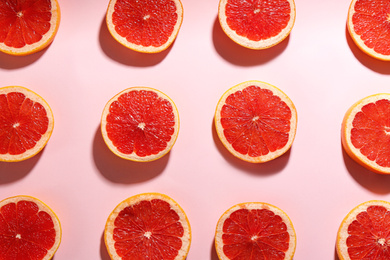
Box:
(106, 0, 184, 53)
(347, 0, 390, 61)
(214, 80, 297, 163)
(0, 86, 54, 162)
(101, 87, 180, 162)
(341, 93, 390, 174)
(0, 0, 61, 56)
(104, 192, 191, 260)
(218, 0, 296, 50)
(336, 200, 390, 260)
(0, 195, 62, 260)
(215, 202, 296, 260)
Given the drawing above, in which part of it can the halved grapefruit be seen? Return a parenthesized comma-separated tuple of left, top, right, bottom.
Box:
(341, 93, 390, 174)
(214, 80, 297, 163)
(0, 86, 54, 162)
(347, 0, 390, 60)
(104, 192, 191, 260)
(0, 195, 61, 260)
(106, 0, 184, 53)
(101, 87, 179, 162)
(336, 200, 390, 260)
(0, 0, 61, 56)
(215, 202, 296, 260)
(218, 0, 296, 50)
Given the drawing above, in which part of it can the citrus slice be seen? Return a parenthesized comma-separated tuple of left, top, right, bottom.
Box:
(336, 200, 390, 260)
(347, 0, 390, 61)
(218, 0, 296, 50)
(215, 202, 296, 260)
(341, 93, 390, 174)
(214, 80, 297, 163)
(101, 87, 179, 162)
(0, 0, 61, 56)
(0, 86, 54, 162)
(104, 192, 191, 260)
(0, 195, 61, 260)
(106, 0, 183, 53)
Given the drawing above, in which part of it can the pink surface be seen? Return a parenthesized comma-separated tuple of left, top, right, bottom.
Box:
(1, 0, 390, 259)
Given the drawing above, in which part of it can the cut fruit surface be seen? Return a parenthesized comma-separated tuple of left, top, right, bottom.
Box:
(218, 0, 296, 50)
(214, 80, 297, 163)
(215, 202, 296, 260)
(336, 200, 390, 260)
(341, 93, 390, 174)
(347, 0, 390, 60)
(0, 0, 61, 56)
(101, 87, 179, 162)
(104, 193, 191, 260)
(0, 86, 54, 162)
(0, 195, 61, 260)
(106, 0, 183, 53)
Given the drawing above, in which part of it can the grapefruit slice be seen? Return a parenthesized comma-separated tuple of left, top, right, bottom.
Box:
(106, 0, 184, 53)
(0, 0, 61, 56)
(0, 195, 61, 260)
(336, 200, 390, 260)
(0, 86, 54, 162)
(101, 87, 179, 162)
(104, 192, 191, 260)
(215, 202, 296, 260)
(218, 0, 296, 50)
(347, 0, 390, 60)
(341, 93, 390, 174)
(214, 80, 297, 163)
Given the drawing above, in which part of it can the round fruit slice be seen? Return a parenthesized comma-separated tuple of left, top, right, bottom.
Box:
(341, 93, 390, 174)
(106, 0, 183, 53)
(215, 202, 296, 260)
(0, 0, 61, 56)
(104, 192, 191, 260)
(214, 80, 297, 163)
(218, 0, 296, 50)
(336, 200, 390, 260)
(101, 87, 179, 162)
(0, 195, 61, 260)
(347, 0, 390, 60)
(0, 86, 54, 162)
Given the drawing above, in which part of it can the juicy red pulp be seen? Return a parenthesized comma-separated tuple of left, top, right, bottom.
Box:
(0, 0, 53, 48)
(0, 91, 49, 156)
(113, 199, 184, 259)
(0, 200, 56, 260)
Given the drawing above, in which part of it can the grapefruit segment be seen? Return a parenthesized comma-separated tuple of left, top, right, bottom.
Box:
(214, 80, 297, 163)
(341, 93, 390, 174)
(101, 87, 180, 162)
(104, 193, 191, 260)
(0, 0, 61, 56)
(0, 86, 54, 162)
(215, 202, 296, 260)
(0, 195, 61, 260)
(106, 0, 183, 53)
(218, 0, 296, 50)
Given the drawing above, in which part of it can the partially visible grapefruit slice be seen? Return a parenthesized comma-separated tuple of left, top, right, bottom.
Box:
(0, 0, 61, 56)
(214, 80, 297, 163)
(341, 93, 390, 174)
(215, 202, 296, 260)
(101, 87, 180, 162)
(347, 0, 390, 61)
(336, 200, 390, 260)
(0, 86, 54, 162)
(104, 192, 191, 260)
(218, 0, 296, 50)
(0, 195, 61, 260)
(106, 0, 184, 53)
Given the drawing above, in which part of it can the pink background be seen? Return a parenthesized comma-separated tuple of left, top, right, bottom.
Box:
(1, 0, 390, 259)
